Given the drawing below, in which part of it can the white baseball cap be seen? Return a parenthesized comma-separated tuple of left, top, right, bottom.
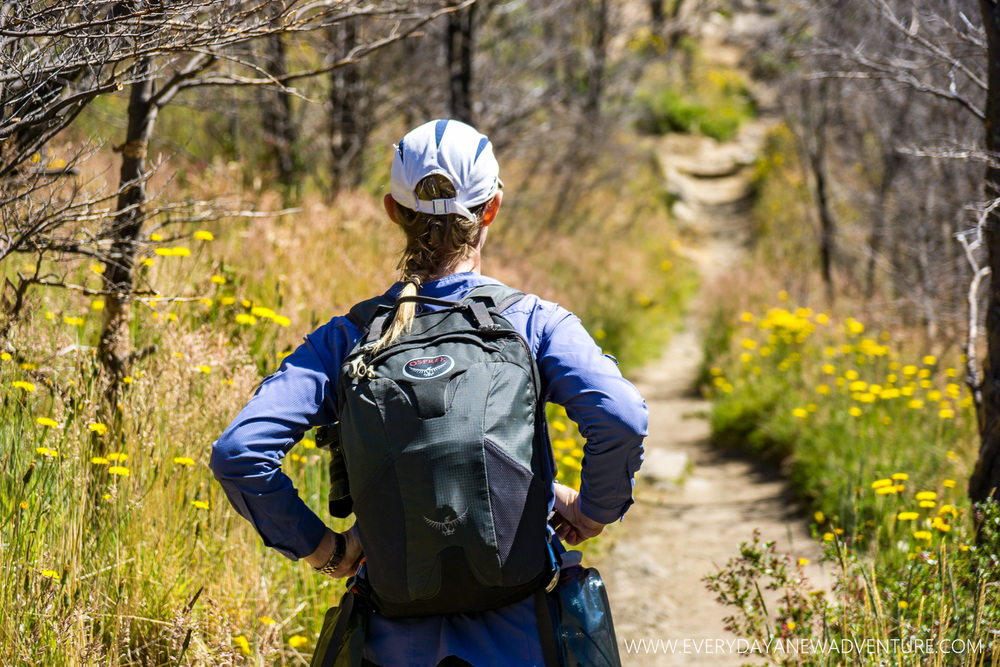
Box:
(390, 119, 501, 224)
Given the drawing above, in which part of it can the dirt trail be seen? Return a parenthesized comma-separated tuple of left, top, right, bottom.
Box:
(590, 10, 829, 665)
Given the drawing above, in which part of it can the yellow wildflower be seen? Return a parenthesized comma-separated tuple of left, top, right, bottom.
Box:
(35, 447, 57, 457)
(740, 312, 754, 322)
(122, 376, 133, 384)
(915, 491, 937, 501)
(200, 298, 213, 307)
(918, 369, 931, 379)
(19, 501, 28, 510)
(923, 355, 937, 366)
(907, 399, 924, 410)
(891, 473, 908, 481)
(36, 417, 59, 428)
(934, 521, 951, 533)
(919, 501, 936, 508)
(142, 258, 154, 267)
(235, 314, 256, 326)
(814, 511, 825, 523)
(173, 457, 195, 466)
(288, 635, 308, 648)
(197, 365, 211, 374)
(301, 438, 317, 450)
(849, 407, 862, 417)
(913, 530, 932, 541)
(191, 500, 209, 509)
(252, 306, 277, 319)
(211, 275, 227, 285)
(849, 380, 868, 392)
(552, 421, 567, 432)
(902, 365, 917, 376)
(823, 532, 834, 541)
(108, 453, 128, 462)
(91, 457, 109, 465)
(274, 315, 291, 327)
(91, 300, 104, 311)
(845, 370, 859, 381)
(943, 479, 956, 488)
(63, 316, 84, 326)
(897, 512, 919, 521)
(816, 384, 830, 395)
(741, 339, 757, 350)
(88, 423, 108, 435)
(12, 381, 35, 392)
(940, 409, 955, 419)
(233, 635, 250, 655)
(1, 352, 10, 360)
(792, 408, 808, 419)
(194, 230, 214, 241)
(798, 558, 809, 566)
(241, 299, 252, 308)
(877, 486, 898, 495)
(260, 616, 276, 625)
(108, 466, 129, 476)
(150, 233, 163, 241)
(899, 601, 909, 610)
(40, 570, 59, 578)
(872, 479, 893, 489)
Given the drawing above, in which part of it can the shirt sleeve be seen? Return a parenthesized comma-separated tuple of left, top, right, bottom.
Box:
(209, 318, 357, 560)
(527, 302, 648, 524)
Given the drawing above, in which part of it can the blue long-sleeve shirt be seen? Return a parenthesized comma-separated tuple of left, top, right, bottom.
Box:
(210, 271, 647, 665)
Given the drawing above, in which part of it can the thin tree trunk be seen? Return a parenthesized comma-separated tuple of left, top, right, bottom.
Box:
(650, 0, 664, 31)
(585, 0, 609, 120)
(970, 0, 1000, 503)
(329, 18, 369, 195)
(98, 59, 158, 384)
(802, 81, 836, 304)
(447, 2, 475, 125)
(260, 4, 297, 193)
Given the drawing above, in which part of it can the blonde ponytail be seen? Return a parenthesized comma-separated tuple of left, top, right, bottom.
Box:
(372, 277, 419, 353)
(373, 174, 489, 352)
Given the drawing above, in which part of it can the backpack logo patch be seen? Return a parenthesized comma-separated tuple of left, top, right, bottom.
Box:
(423, 509, 468, 536)
(403, 355, 454, 380)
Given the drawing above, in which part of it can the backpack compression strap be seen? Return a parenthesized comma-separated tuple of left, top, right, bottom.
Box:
(463, 284, 525, 315)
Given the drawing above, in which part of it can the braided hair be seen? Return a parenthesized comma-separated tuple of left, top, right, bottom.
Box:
(373, 174, 489, 352)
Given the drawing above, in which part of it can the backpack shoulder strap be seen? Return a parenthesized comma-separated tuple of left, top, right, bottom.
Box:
(463, 284, 525, 315)
(346, 294, 395, 336)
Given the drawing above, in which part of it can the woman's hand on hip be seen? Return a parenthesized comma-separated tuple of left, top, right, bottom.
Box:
(305, 525, 364, 578)
(551, 482, 605, 546)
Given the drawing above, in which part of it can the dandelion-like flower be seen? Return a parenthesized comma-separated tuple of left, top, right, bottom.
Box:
(896, 512, 919, 521)
(191, 500, 209, 509)
(235, 314, 257, 326)
(943, 479, 956, 488)
(108, 466, 130, 476)
(260, 616, 276, 625)
(91, 457, 109, 465)
(91, 300, 105, 311)
(36, 417, 59, 428)
(233, 635, 250, 655)
(89, 423, 108, 435)
(108, 453, 128, 462)
(913, 530, 932, 541)
(797, 558, 809, 566)
(194, 230, 214, 241)
(40, 570, 59, 578)
(173, 457, 195, 466)
(288, 635, 308, 649)
(211, 275, 227, 285)
(12, 381, 35, 392)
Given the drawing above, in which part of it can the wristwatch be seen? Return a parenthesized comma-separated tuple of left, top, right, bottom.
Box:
(314, 531, 346, 576)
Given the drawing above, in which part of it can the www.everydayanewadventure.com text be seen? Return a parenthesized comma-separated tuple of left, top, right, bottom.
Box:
(621, 637, 986, 656)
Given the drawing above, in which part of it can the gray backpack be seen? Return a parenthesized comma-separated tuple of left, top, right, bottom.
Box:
(334, 284, 557, 618)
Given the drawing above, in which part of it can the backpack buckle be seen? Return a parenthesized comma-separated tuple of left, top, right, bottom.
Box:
(348, 357, 376, 380)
